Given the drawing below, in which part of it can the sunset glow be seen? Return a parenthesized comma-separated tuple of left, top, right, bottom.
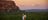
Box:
(15, 0, 47, 10)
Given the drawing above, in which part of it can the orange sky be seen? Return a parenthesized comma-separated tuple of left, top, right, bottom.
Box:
(13, 0, 47, 10)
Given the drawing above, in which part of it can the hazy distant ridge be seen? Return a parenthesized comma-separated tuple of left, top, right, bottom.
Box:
(23, 9, 48, 12)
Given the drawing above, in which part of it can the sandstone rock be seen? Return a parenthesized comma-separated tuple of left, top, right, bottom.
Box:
(0, 1, 19, 12)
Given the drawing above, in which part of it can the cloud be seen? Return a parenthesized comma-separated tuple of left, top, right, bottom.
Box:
(16, 0, 47, 10)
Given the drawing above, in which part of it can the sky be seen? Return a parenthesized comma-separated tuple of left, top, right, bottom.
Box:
(13, 0, 47, 10)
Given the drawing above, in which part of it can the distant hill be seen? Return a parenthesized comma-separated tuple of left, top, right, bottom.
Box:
(21, 9, 48, 12)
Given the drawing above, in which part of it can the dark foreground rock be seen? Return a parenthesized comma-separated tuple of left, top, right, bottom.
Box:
(0, 1, 19, 13)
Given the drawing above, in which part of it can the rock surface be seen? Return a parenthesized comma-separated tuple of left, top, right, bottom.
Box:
(0, 1, 19, 12)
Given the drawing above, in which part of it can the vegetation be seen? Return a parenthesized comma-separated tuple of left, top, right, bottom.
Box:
(0, 10, 48, 20)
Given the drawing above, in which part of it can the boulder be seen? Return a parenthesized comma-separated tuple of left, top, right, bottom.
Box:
(0, 1, 19, 13)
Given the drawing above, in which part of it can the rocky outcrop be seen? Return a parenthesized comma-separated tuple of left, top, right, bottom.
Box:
(0, 1, 19, 13)
(0, 0, 12, 1)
